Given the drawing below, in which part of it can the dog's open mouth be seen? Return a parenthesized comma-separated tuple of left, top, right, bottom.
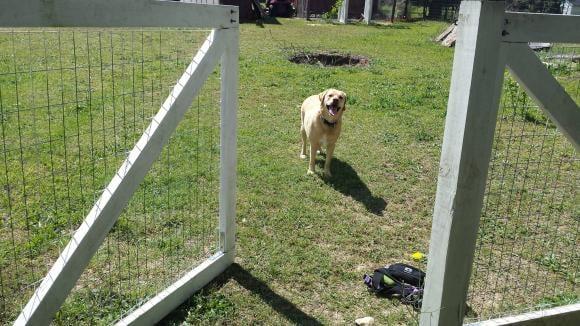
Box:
(327, 104, 340, 116)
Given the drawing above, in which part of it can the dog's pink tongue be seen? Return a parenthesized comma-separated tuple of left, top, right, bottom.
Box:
(329, 106, 337, 116)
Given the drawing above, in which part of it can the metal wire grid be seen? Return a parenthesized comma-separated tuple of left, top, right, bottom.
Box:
(505, 0, 566, 14)
(466, 44, 579, 322)
(0, 28, 221, 324)
(366, 0, 569, 24)
(366, 0, 458, 22)
(413, 0, 566, 23)
(372, 0, 412, 21)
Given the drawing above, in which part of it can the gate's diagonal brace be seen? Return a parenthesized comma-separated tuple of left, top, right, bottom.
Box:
(505, 43, 580, 151)
(15, 30, 225, 326)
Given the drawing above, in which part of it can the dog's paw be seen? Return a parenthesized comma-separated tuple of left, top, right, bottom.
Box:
(300, 154, 307, 159)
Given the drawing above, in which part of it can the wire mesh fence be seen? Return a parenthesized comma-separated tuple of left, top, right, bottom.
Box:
(0, 28, 221, 324)
(296, 0, 568, 23)
(404, 0, 566, 22)
(465, 43, 579, 322)
(505, 0, 565, 14)
(370, 0, 459, 23)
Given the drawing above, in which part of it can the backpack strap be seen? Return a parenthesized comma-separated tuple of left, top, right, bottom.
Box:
(371, 267, 398, 291)
(371, 269, 387, 291)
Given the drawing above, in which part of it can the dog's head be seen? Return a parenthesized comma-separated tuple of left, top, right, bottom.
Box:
(319, 89, 347, 120)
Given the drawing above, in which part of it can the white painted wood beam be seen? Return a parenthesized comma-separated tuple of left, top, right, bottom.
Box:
(502, 12, 580, 43)
(0, 0, 239, 28)
(465, 303, 580, 326)
(15, 30, 225, 326)
(219, 28, 239, 255)
(338, 0, 350, 24)
(506, 43, 580, 151)
(364, 0, 372, 24)
(420, 1, 507, 325)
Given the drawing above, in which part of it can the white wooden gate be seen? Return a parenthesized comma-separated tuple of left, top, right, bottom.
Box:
(420, 1, 579, 325)
(0, 0, 239, 324)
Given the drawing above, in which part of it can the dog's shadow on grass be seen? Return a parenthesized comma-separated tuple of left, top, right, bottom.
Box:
(159, 263, 322, 325)
(318, 157, 387, 216)
(254, 16, 282, 28)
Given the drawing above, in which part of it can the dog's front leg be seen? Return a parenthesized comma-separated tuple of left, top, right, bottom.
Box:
(308, 142, 319, 175)
(323, 142, 335, 177)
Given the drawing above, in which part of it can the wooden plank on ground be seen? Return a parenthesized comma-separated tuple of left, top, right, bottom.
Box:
(441, 25, 458, 47)
(436, 23, 457, 42)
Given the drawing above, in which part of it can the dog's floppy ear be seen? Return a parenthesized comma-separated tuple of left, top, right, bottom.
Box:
(341, 91, 347, 111)
(319, 89, 328, 102)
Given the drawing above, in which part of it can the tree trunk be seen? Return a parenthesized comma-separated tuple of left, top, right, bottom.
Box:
(391, 0, 397, 22)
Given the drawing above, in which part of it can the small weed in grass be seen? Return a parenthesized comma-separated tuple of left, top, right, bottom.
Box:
(184, 291, 236, 325)
(383, 131, 399, 143)
(537, 292, 578, 307)
(546, 62, 573, 76)
(518, 107, 551, 126)
(415, 129, 435, 142)
(161, 289, 236, 326)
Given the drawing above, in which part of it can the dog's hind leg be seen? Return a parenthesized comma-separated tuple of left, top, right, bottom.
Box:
(300, 126, 307, 159)
(300, 109, 307, 159)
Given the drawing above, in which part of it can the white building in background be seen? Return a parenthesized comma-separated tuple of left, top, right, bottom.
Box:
(562, 0, 580, 15)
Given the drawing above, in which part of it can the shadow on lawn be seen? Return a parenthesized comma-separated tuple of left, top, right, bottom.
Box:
(160, 263, 322, 325)
(254, 15, 281, 28)
(320, 157, 387, 216)
(369, 23, 411, 30)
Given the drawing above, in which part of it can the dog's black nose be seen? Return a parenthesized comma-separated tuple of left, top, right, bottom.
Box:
(332, 98, 339, 105)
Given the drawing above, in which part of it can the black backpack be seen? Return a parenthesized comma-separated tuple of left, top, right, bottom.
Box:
(363, 263, 426, 309)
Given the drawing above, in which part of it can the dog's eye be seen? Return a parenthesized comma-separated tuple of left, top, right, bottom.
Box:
(338, 96, 343, 99)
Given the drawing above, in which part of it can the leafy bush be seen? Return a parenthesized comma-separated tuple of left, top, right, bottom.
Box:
(322, 0, 344, 20)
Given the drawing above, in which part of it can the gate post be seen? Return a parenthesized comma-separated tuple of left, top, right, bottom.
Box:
(219, 26, 239, 259)
(420, 1, 507, 325)
(364, 0, 372, 24)
(338, 0, 349, 23)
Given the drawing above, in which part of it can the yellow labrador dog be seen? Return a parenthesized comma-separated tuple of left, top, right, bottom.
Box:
(300, 88, 347, 177)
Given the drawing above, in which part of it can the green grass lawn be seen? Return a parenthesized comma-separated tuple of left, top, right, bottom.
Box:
(0, 17, 577, 325)
(161, 19, 578, 324)
(163, 18, 453, 325)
